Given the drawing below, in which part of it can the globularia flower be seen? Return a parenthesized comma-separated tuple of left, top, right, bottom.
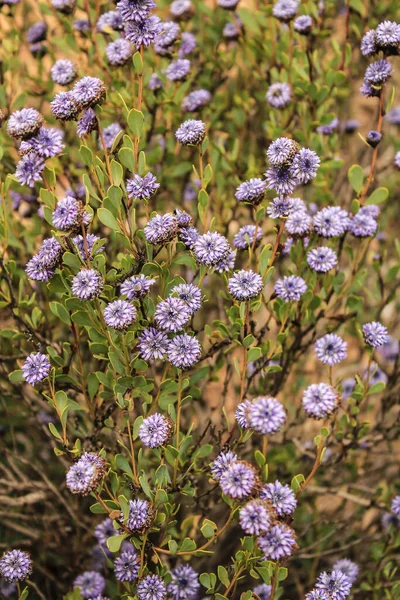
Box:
(391, 495, 400, 516)
(144, 213, 177, 244)
(332, 560, 359, 584)
(302, 383, 338, 419)
(139, 413, 173, 448)
(137, 576, 167, 600)
(377, 335, 399, 361)
(138, 328, 169, 362)
(292, 148, 320, 184)
(219, 461, 258, 499)
(314, 206, 350, 237)
(174, 209, 193, 228)
(395, 151, 400, 169)
(176, 119, 206, 145)
(266, 82, 292, 109)
(362, 321, 389, 348)
(106, 38, 134, 66)
(72, 77, 106, 108)
(167, 333, 201, 369)
(154, 297, 192, 332)
(99, 123, 122, 150)
(360, 81, 380, 98)
(127, 172, 160, 200)
(25, 255, 54, 282)
(95, 518, 115, 546)
(121, 274, 156, 300)
(96, 10, 123, 31)
(15, 155, 45, 186)
(114, 546, 140, 582)
(167, 565, 200, 600)
(73, 571, 106, 598)
(71, 269, 104, 301)
(258, 523, 297, 560)
(314, 570, 352, 600)
(376, 20, 400, 49)
(235, 178, 266, 205)
(149, 73, 164, 91)
(293, 14, 313, 34)
(285, 210, 312, 236)
(37, 237, 63, 267)
(26, 21, 47, 43)
(52, 0, 76, 14)
(272, 0, 299, 22)
(166, 58, 191, 81)
(179, 226, 199, 250)
(349, 213, 378, 237)
(265, 164, 299, 195)
(316, 117, 339, 135)
(217, 0, 239, 8)
(307, 247, 338, 272)
(170, 0, 193, 19)
(361, 29, 377, 56)
(385, 106, 400, 125)
(171, 283, 202, 314)
(366, 130, 382, 147)
(305, 591, 328, 600)
(124, 498, 154, 532)
(19, 127, 64, 158)
(342, 119, 360, 134)
(214, 248, 237, 273)
(223, 21, 242, 39)
(74, 19, 91, 32)
(239, 499, 272, 535)
(275, 275, 307, 302)
(124, 16, 164, 49)
(261, 480, 297, 516)
(103, 300, 137, 330)
(228, 270, 264, 301)
(193, 231, 230, 266)
(267, 196, 292, 219)
(52, 196, 82, 230)
(235, 400, 251, 428)
(116, 0, 155, 22)
(179, 31, 197, 56)
(21, 352, 51, 386)
(248, 396, 286, 435)
(181, 89, 211, 112)
(0, 550, 32, 583)
(66, 453, 107, 495)
(315, 334, 347, 366)
(233, 225, 263, 250)
(364, 58, 393, 85)
(51, 91, 81, 121)
(267, 137, 299, 166)
(365, 362, 387, 387)
(7, 108, 43, 139)
(51, 59, 77, 86)
(211, 450, 238, 480)
(253, 584, 272, 600)
(72, 233, 103, 260)
(156, 20, 181, 48)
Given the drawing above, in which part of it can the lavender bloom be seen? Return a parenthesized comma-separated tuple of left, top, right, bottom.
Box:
(266, 82, 292, 109)
(385, 106, 400, 125)
(223, 21, 242, 39)
(272, 0, 299, 22)
(257, 524, 297, 560)
(228, 270, 263, 301)
(71, 269, 104, 301)
(292, 148, 320, 184)
(176, 119, 206, 145)
(19, 127, 64, 158)
(121, 275, 155, 300)
(267, 137, 299, 166)
(316, 117, 339, 135)
(72, 77, 106, 108)
(171, 283, 202, 314)
(193, 231, 230, 266)
(209, 245, 234, 272)
(217, 0, 240, 8)
(170, 0, 193, 19)
(52, 196, 82, 230)
(265, 164, 299, 195)
(182, 89, 211, 112)
(219, 461, 258, 499)
(235, 178, 266, 205)
(26, 22, 47, 43)
(127, 173, 160, 200)
(174, 209, 193, 227)
(365, 362, 387, 387)
(248, 396, 286, 435)
(51, 91, 81, 121)
(167, 333, 201, 369)
(138, 328, 169, 361)
(364, 59, 393, 85)
(156, 20, 181, 48)
(314, 207, 350, 237)
(166, 58, 191, 81)
(253, 584, 272, 600)
(51, 60, 77, 86)
(307, 247, 338, 272)
(25, 255, 55, 282)
(342, 119, 360, 134)
(0, 581, 17, 597)
(22, 353, 51, 385)
(124, 499, 154, 532)
(0, 550, 32, 583)
(144, 213, 177, 244)
(275, 275, 307, 302)
(116, 0, 155, 22)
(239, 499, 272, 535)
(261, 480, 297, 516)
(179, 226, 199, 250)
(341, 378, 355, 400)
(139, 413, 173, 448)
(305, 591, 328, 600)
(332, 560, 359, 584)
(167, 565, 199, 600)
(74, 572, 106, 598)
(52, 0, 76, 14)
(37, 237, 63, 267)
(74, 19, 91, 32)
(137, 575, 167, 600)
(149, 73, 164, 90)
(124, 16, 164, 49)
(349, 213, 378, 237)
(72, 233, 104, 260)
(302, 383, 338, 419)
(15, 155, 45, 186)
(361, 30, 377, 56)
(377, 335, 399, 362)
(366, 130, 382, 147)
(233, 225, 263, 250)
(315, 570, 352, 600)
(106, 38, 134, 66)
(210, 450, 238, 480)
(7, 108, 43, 139)
(396, 151, 400, 169)
(382, 511, 400, 529)
(392, 496, 400, 516)
(178, 32, 197, 57)
(154, 297, 192, 332)
(94, 518, 116, 546)
(293, 15, 313, 34)
(376, 20, 400, 49)
(77, 109, 100, 137)
(315, 334, 347, 366)
(362, 321, 389, 348)
(360, 81, 380, 98)
(103, 300, 137, 330)
(235, 400, 252, 428)
(267, 197, 292, 219)
(99, 123, 122, 150)
(285, 210, 312, 236)
(114, 546, 140, 582)
(66, 453, 106, 495)
(96, 10, 123, 31)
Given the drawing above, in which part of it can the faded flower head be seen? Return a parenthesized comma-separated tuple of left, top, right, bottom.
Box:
(181, 89, 210, 112)
(72, 76, 106, 108)
(51, 91, 81, 121)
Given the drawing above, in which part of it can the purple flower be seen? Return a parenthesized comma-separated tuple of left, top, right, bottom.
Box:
(96, 10, 123, 31)
(37, 237, 63, 267)
(124, 15, 163, 49)
(275, 275, 307, 302)
(139, 413, 173, 448)
(72, 77, 106, 108)
(179, 226, 199, 250)
(106, 38, 134, 66)
(52, 196, 82, 230)
(366, 130, 382, 147)
(314, 206, 350, 237)
(305, 591, 328, 600)
(376, 20, 400, 49)
(74, 571, 105, 598)
(341, 378, 355, 400)
(94, 518, 115, 546)
(174, 209, 193, 227)
(213, 247, 236, 273)
(71, 269, 104, 300)
(315, 334, 347, 365)
(114, 546, 140, 582)
(235, 178, 266, 205)
(0, 550, 32, 583)
(364, 59, 393, 85)
(248, 396, 286, 435)
(261, 480, 297, 517)
(258, 524, 297, 560)
(193, 231, 230, 266)
(0, 581, 17, 597)
(342, 119, 360, 134)
(272, 0, 299, 22)
(155, 297, 191, 332)
(176, 119, 206, 145)
(77, 109, 98, 138)
(235, 400, 251, 428)
(217, 0, 239, 8)
(74, 19, 91, 32)
(294, 15, 313, 34)
(266, 82, 292, 109)
(385, 106, 400, 125)
(121, 274, 156, 300)
(253, 584, 271, 600)
(99, 123, 122, 150)
(267, 197, 292, 219)
(51, 59, 77, 86)
(149, 73, 164, 90)
(332, 560, 359, 584)
(392, 495, 400, 517)
(233, 225, 263, 250)
(223, 22, 242, 39)
(26, 22, 47, 43)
(360, 81, 381, 98)
(52, 0, 76, 14)
(349, 213, 378, 237)
(228, 270, 264, 301)
(167, 333, 201, 369)
(51, 91, 81, 121)
(103, 300, 137, 330)
(210, 450, 238, 480)
(19, 127, 64, 158)
(365, 362, 387, 387)
(138, 328, 169, 361)
(15, 155, 45, 186)
(315, 570, 352, 600)
(124, 499, 154, 532)
(156, 20, 181, 48)
(137, 575, 167, 600)
(377, 335, 399, 362)
(170, 0, 193, 19)
(307, 247, 338, 272)
(362, 321, 389, 348)
(171, 283, 202, 314)
(72, 234, 103, 261)
(167, 565, 199, 600)
(219, 461, 258, 499)
(181, 89, 211, 113)
(166, 58, 190, 81)
(66, 453, 107, 495)
(127, 172, 160, 200)
(267, 137, 299, 166)
(292, 148, 320, 184)
(396, 151, 400, 169)
(302, 383, 338, 418)
(265, 164, 299, 195)
(25, 255, 55, 282)
(7, 108, 43, 139)
(239, 499, 272, 535)
(144, 213, 177, 244)
(361, 29, 377, 56)
(116, 0, 155, 22)
(285, 210, 312, 236)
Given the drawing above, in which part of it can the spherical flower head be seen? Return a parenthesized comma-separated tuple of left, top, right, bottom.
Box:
(258, 523, 297, 560)
(253, 584, 272, 600)
(235, 400, 252, 428)
(293, 15, 313, 34)
(376, 20, 400, 49)
(72, 233, 103, 261)
(26, 21, 47, 43)
(217, 0, 239, 8)
(137, 575, 167, 600)
(261, 480, 297, 516)
(0, 580, 17, 597)
(176, 119, 206, 146)
(156, 20, 181, 48)
(116, 0, 156, 22)
(332, 560, 359, 584)
(51, 91, 81, 121)
(166, 58, 191, 81)
(314, 206, 350, 237)
(94, 518, 115, 546)
(74, 19, 91, 32)
(193, 231, 230, 266)
(138, 327, 169, 361)
(305, 591, 328, 600)
(366, 130, 382, 147)
(171, 283, 202, 314)
(124, 16, 164, 49)
(364, 59, 393, 86)
(7, 108, 43, 140)
(179, 226, 199, 250)
(285, 210, 312, 236)
(223, 22, 242, 39)
(170, 0, 193, 19)
(74, 571, 105, 598)
(210, 450, 238, 480)
(178, 31, 197, 57)
(267, 137, 299, 166)
(239, 499, 272, 535)
(19, 127, 64, 159)
(235, 178, 266, 205)
(315, 570, 352, 600)
(144, 213, 177, 244)
(265, 164, 299, 196)
(275, 275, 307, 302)
(51, 59, 77, 86)
(96, 10, 123, 31)
(0, 550, 32, 583)
(154, 297, 192, 332)
(37, 237, 63, 267)
(233, 225, 263, 250)
(219, 460, 258, 499)
(52, 0, 76, 14)
(72, 77, 106, 108)
(362, 321, 389, 348)
(349, 212, 378, 237)
(127, 172, 160, 200)
(361, 29, 377, 56)
(15, 155, 45, 187)
(391, 495, 400, 517)
(149, 73, 164, 91)
(139, 413, 173, 448)
(292, 148, 320, 184)
(228, 270, 263, 301)
(168, 565, 199, 600)
(106, 38, 133, 66)
(385, 106, 400, 125)
(267, 197, 292, 219)
(103, 300, 137, 330)
(248, 396, 286, 435)
(377, 335, 399, 362)
(66, 453, 107, 495)
(365, 362, 387, 387)
(52, 196, 82, 230)
(315, 334, 347, 365)
(25, 255, 55, 282)
(124, 499, 154, 533)
(167, 333, 201, 369)
(215, 247, 237, 273)
(22, 354, 50, 386)
(71, 269, 104, 301)
(121, 274, 156, 300)
(174, 209, 193, 228)
(266, 82, 292, 109)
(272, 0, 299, 22)
(307, 247, 338, 273)
(99, 123, 122, 150)
(302, 383, 338, 419)
(114, 546, 140, 582)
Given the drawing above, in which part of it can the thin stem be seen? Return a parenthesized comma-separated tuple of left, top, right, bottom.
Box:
(339, 0, 351, 71)
(262, 435, 268, 458)
(173, 370, 183, 487)
(269, 564, 280, 599)
(359, 90, 385, 205)
(126, 418, 139, 486)
(71, 322, 93, 414)
(269, 219, 285, 268)
(297, 441, 325, 499)
(98, 122, 114, 185)
(239, 303, 250, 402)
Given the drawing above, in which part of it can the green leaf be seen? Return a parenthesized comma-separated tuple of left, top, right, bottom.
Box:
(291, 473, 305, 492)
(97, 208, 121, 231)
(217, 566, 230, 587)
(48, 422, 62, 440)
(247, 347, 262, 362)
(368, 381, 386, 395)
(127, 109, 144, 137)
(9, 369, 23, 383)
(115, 454, 134, 479)
(348, 165, 364, 194)
(107, 534, 127, 553)
(201, 519, 217, 539)
(366, 187, 389, 205)
(168, 540, 178, 554)
(71, 311, 92, 326)
(180, 538, 197, 552)
(133, 51, 143, 73)
(110, 160, 123, 186)
(50, 301, 71, 325)
(118, 147, 135, 171)
(80, 145, 93, 166)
